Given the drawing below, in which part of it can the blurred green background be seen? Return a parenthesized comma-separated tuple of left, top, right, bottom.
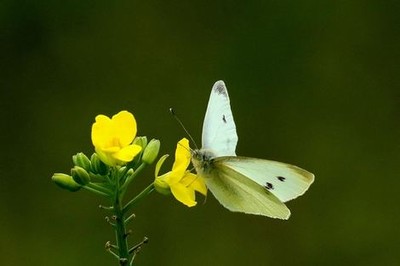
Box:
(1, 0, 399, 265)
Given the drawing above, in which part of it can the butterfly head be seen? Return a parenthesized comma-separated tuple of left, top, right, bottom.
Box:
(191, 149, 216, 176)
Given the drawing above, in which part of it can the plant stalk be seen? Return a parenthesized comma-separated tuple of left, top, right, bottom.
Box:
(113, 196, 130, 265)
(123, 183, 155, 214)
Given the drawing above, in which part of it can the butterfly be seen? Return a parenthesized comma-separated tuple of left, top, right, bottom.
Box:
(191, 80, 314, 219)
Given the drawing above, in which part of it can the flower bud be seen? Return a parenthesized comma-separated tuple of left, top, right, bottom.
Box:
(118, 166, 128, 176)
(133, 136, 148, 149)
(128, 136, 148, 167)
(72, 152, 91, 170)
(71, 166, 91, 185)
(52, 173, 81, 192)
(142, 139, 160, 164)
(125, 168, 134, 179)
(90, 153, 109, 175)
(154, 177, 171, 196)
(118, 166, 133, 185)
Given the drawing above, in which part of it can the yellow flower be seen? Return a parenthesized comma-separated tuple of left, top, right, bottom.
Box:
(154, 138, 207, 207)
(91, 111, 142, 166)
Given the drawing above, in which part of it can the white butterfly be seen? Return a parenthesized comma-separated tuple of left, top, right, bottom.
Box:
(191, 80, 314, 219)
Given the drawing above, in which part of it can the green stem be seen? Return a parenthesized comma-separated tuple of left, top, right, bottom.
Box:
(110, 169, 154, 265)
(87, 182, 113, 195)
(82, 185, 110, 197)
(123, 183, 155, 214)
(113, 196, 130, 265)
(120, 163, 147, 193)
(112, 167, 130, 265)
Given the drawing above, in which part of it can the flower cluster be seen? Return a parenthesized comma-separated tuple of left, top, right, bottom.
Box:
(51, 110, 207, 265)
(52, 110, 207, 207)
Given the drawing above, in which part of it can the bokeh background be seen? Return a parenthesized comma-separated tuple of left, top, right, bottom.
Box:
(1, 1, 399, 265)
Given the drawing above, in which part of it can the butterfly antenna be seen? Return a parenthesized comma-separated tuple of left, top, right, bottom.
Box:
(169, 108, 199, 150)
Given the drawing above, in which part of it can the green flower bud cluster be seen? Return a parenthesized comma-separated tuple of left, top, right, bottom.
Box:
(52, 152, 110, 192)
(52, 136, 160, 195)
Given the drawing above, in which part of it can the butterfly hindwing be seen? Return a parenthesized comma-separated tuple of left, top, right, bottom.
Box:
(202, 81, 238, 157)
(204, 159, 291, 219)
(218, 157, 315, 203)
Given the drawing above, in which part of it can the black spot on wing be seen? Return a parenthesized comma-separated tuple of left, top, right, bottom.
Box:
(265, 182, 274, 190)
(277, 176, 286, 182)
(222, 115, 227, 123)
(214, 82, 227, 96)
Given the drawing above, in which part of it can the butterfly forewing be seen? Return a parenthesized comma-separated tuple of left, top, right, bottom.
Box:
(202, 81, 238, 157)
(218, 157, 314, 203)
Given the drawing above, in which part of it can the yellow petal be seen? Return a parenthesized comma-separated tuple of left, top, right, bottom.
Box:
(164, 171, 182, 184)
(172, 138, 191, 175)
(182, 173, 207, 196)
(112, 111, 137, 147)
(113, 144, 142, 162)
(180, 172, 197, 186)
(101, 146, 120, 153)
(170, 183, 197, 207)
(95, 148, 117, 166)
(91, 115, 112, 148)
(190, 175, 207, 196)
